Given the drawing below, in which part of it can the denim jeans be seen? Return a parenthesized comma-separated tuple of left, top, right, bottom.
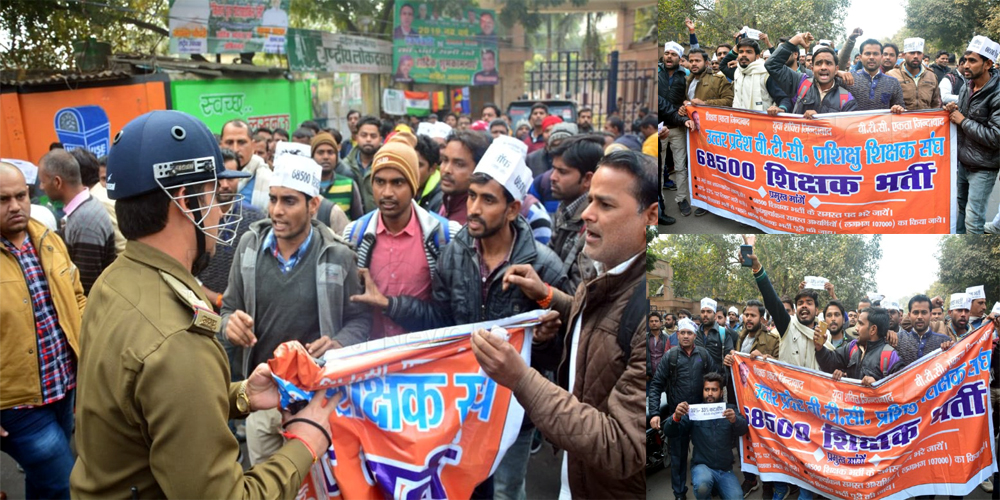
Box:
(691, 464, 744, 500)
(493, 425, 534, 500)
(773, 482, 814, 500)
(0, 390, 76, 499)
(669, 429, 691, 499)
(956, 165, 999, 234)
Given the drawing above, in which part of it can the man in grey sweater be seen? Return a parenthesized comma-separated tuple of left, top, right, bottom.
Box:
(220, 153, 370, 465)
(38, 149, 116, 294)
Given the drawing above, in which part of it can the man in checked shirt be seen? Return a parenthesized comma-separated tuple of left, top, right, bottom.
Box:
(0, 161, 87, 499)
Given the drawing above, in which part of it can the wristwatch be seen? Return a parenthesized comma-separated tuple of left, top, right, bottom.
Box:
(236, 380, 251, 413)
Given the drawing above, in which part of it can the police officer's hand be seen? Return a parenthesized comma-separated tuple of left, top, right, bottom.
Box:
(350, 268, 389, 309)
(502, 264, 548, 302)
(650, 416, 661, 430)
(226, 310, 256, 347)
(860, 376, 876, 388)
(246, 363, 280, 411)
(284, 390, 342, 454)
(471, 328, 530, 389)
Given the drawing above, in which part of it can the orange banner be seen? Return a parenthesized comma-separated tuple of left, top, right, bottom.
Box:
(686, 105, 957, 233)
(732, 323, 997, 499)
(268, 311, 542, 500)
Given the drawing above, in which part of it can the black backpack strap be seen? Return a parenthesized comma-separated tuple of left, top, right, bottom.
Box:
(619, 281, 647, 362)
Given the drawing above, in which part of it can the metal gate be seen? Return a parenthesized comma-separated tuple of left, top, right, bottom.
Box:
(525, 50, 655, 131)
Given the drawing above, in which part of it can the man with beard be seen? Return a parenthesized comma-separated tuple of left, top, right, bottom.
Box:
(341, 115, 383, 212)
(720, 38, 778, 111)
(888, 38, 943, 110)
(221, 120, 272, 213)
(382, 136, 567, 499)
(834, 30, 906, 112)
(222, 154, 370, 465)
(648, 319, 713, 500)
(695, 298, 734, 376)
(310, 132, 363, 221)
(726, 306, 742, 332)
(343, 131, 460, 340)
(947, 292, 972, 340)
(966, 285, 989, 330)
(823, 300, 853, 349)
(438, 130, 491, 225)
(663, 373, 748, 500)
(661, 41, 692, 216)
(548, 135, 602, 290)
(848, 310, 858, 328)
(647, 312, 669, 379)
(741, 235, 834, 372)
(815, 307, 904, 387)
(896, 295, 953, 366)
(681, 49, 734, 108)
(883, 300, 903, 333)
(945, 36, 1000, 234)
(576, 107, 594, 133)
(664, 312, 679, 344)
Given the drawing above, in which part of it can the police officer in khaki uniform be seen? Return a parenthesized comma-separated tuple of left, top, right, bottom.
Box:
(71, 111, 338, 499)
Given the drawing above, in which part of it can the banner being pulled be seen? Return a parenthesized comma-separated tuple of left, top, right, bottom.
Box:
(732, 322, 997, 500)
(268, 311, 542, 499)
(686, 105, 957, 234)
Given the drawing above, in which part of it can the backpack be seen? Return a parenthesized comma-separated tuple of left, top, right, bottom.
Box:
(794, 75, 852, 109)
(848, 340, 895, 376)
(666, 345, 712, 384)
(347, 209, 452, 250)
(946, 72, 965, 95)
(619, 281, 646, 361)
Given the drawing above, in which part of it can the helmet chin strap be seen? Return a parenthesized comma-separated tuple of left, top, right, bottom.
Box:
(186, 190, 211, 276)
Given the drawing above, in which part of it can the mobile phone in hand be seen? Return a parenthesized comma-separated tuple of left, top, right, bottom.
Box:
(740, 245, 753, 267)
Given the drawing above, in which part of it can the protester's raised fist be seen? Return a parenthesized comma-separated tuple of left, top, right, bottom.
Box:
(849, 28, 863, 41)
(685, 18, 696, 32)
(801, 32, 815, 47)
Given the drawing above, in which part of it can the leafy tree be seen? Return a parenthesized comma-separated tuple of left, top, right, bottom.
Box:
(904, 0, 996, 55)
(659, 0, 851, 50)
(935, 235, 1000, 304)
(658, 235, 882, 314)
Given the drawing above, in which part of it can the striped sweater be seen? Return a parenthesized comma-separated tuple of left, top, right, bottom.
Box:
(62, 196, 116, 294)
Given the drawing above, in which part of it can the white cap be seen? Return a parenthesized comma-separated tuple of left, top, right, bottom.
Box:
(799, 48, 806, 56)
(884, 300, 901, 311)
(473, 135, 532, 201)
(950, 292, 972, 311)
(729, 306, 739, 315)
(664, 41, 684, 57)
(967, 36, 1000, 62)
(430, 121, 453, 140)
(818, 39, 833, 47)
(867, 292, 884, 302)
(966, 285, 986, 300)
(677, 318, 698, 333)
(701, 297, 717, 313)
(416, 122, 435, 138)
(903, 37, 925, 54)
(271, 154, 321, 198)
(273, 140, 311, 160)
(812, 45, 828, 55)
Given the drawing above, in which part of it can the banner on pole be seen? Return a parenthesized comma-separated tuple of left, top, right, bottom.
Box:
(686, 105, 957, 234)
(732, 322, 998, 500)
(268, 311, 543, 499)
(168, 0, 290, 54)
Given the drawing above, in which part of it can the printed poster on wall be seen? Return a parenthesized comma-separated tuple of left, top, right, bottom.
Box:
(686, 105, 957, 234)
(168, 0, 290, 54)
(392, 3, 499, 85)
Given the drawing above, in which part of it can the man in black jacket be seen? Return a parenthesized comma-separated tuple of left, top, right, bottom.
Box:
(815, 306, 904, 385)
(648, 318, 714, 500)
(944, 36, 1000, 233)
(695, 297, 735, 375)
(664, 372, 749, 500)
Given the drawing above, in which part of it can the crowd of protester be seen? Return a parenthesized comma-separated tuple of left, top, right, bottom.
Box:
(658, 20, 1000, 234)
(646, 235, 1000, 500)
(0, 99, 657, 499)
